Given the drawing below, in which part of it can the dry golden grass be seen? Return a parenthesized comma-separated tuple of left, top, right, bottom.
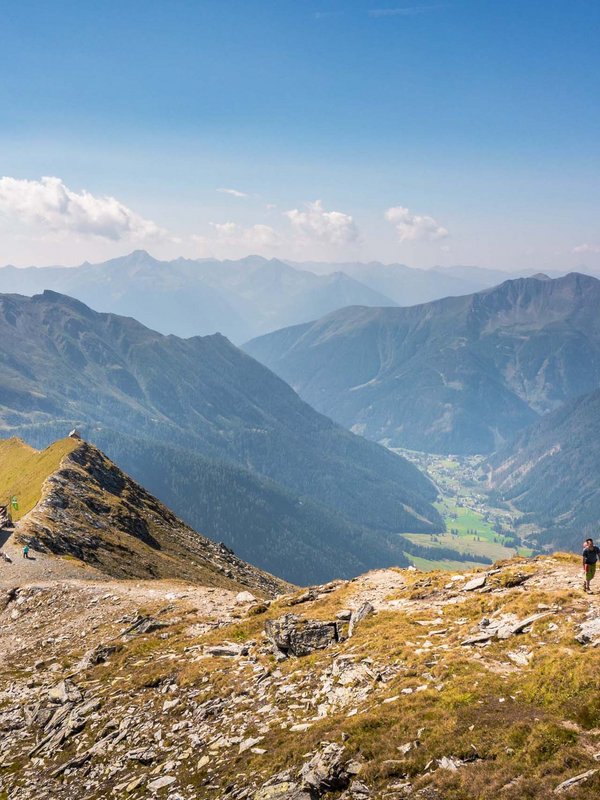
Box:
(0, 436, 78, 519)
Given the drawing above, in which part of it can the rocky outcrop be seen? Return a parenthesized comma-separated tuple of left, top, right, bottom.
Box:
(15, 441, 288, 596)
(254, 743, 361, 799)
(265, 614, 341, 658)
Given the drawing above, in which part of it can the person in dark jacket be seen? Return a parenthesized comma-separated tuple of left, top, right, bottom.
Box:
(582, 538, 600, 593)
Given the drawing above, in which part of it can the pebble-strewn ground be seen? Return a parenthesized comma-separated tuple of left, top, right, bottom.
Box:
(1, 555, 600, 800)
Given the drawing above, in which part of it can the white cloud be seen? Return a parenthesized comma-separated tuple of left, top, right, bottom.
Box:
(384, 205, 449, 242)
(217, 187, 249, 198)
(0, 176, 167, 241)
(284, 200, 359, 246)
(573, 243, 600, 254)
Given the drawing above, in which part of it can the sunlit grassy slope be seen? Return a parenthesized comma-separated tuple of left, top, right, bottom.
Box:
(0, 437, 78, 520)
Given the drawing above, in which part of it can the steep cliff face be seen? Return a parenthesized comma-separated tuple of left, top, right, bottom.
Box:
(6, 437, 288, 596)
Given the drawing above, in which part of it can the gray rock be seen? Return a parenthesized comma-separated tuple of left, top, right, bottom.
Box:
(288, 589, 318, 606)
(235, 591, 257, 604)
(265, 614, 339, 657)
(437, 756, 463, 771)
(497, 611, 553, 639)
(254, 771, 312, 800)
(348, 780, 371, 796)
(461, 632, 494, 646)
(300, 742, 352, 793)
(554, 769, 598, 793)
(204, 643, 249, 657)
(48, 679, 83, 705)
(148, 775, 176, 791)
(121, 615, 168, 636)
(348, 602, 374, 637)
(463, 576, 486, 592)
(254, 784, 311, 800)
(127, 747, 157, 763)
(75, 643, 119, 672)
(575, 617, 600, 645)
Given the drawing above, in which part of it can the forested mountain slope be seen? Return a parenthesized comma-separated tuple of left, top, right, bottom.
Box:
(0, 291, 442, 583)
(488, 389, 600, 551)
(245, 273, 600, 454)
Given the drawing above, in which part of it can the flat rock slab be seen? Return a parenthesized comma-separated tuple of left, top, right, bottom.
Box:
(463, 576, 487, 592)
(575, 617, 600, 645)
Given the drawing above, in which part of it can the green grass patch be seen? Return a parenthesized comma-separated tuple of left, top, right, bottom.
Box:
(403, 532, 513, 563)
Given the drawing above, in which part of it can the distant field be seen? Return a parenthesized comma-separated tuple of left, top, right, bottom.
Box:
(402, 532, 514, 562)
(435, 499, 497, 536)
(405, 553, 483, 572)
(439, 459, 461, 469)
(393, 448, 535, 565)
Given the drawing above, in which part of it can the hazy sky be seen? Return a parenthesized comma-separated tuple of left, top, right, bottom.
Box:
(1, 0, 599, 269)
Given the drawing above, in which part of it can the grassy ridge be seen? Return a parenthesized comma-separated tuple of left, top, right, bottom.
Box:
(0, 437, 78, 520)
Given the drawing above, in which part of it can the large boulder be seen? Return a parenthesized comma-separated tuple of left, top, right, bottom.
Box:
(265, 614, 340, 657)
(300, 743, 355, 793)
(254, 745, 361, 799)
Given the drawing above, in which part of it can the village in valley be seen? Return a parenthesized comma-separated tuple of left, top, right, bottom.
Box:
(390, 449, 536, 571)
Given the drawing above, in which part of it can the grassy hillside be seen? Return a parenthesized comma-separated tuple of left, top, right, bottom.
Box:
(0, 436, 78, 520)
(3, 436, 287, 594)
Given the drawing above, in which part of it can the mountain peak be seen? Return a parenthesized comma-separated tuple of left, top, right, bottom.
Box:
(98, 249, 162, 270)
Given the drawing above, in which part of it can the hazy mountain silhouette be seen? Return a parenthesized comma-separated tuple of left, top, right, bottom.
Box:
(0, 252, 396, 343)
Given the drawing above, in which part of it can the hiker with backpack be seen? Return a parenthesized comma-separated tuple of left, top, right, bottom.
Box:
(582, 538, 600, 593)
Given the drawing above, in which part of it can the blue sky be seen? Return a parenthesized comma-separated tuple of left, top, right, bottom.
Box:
(1, 0, 599, 268)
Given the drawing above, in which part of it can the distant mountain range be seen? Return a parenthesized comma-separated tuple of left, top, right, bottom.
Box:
(488, 388, 600, 551)
(0, 290, 443, 583)
(3, 251, 588, 344)
(285, 260, 546, 307)
(245, 273, 600, 454)
(0, 251, 396, 343)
